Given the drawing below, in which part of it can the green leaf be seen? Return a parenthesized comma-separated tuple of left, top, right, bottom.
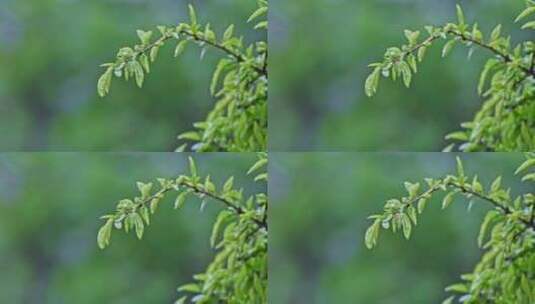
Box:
(247, 158, 267, 175)
(132, 213, 144, 239)
(490, 176, 501, 192)
(203, 23, 215, 42)
(188, 4, 197, 25)
(175, 144, 187, 152)
(442, 40, 456, 57)
(515, 158, 535, 175)
(174, 297, 187, 304)
(399, 61, 412, 87)
(139, 54, 150, 73)
(365, 67, 381, 97)
(404, 182, 420, 198)
(97, 67, 113, 97)
(404, 30, 420, 45)
(150, 197, 160, 214)
(456, 5, 465, 25)
(178, 283, 200, 293)
(442, 192, 454, 209)
(174, 40, 188, 57)
(442, 144, 455, 152)
(254, 21, 268, 30)
(223, 176, 234, 192)
(445, 131, 468, 141)
(490, 24, 501, 41)
(445, 283, 468, 293)
(401, 213, 412, 239)
(178, 131, 200, 141)
(130, 61, 144, 88)
(521, 20, 535, 29)
(456, 157, 464, 177)
(407, 54, 417, 73)
(157, 25, 166, 36)
(140, 206, 150, 225)
(365, 219, 380, 249)
(516, 6, 535, 22)
(204, 175, 215, 192)
(200, 47, 207, 60)
(520, 275, 531, 301)
(248, 6, 268, 23)
(136, 30, 153, 45)
(174, 191, 188, 209)
(211, 211, 231, 247)
(211, 59, 230, 95)
(150, 46, 159, 62)
(478, 59, 498, 95)
(417, 198, 427, 214)
(254, 173, 267, 182)
(97, 218, 113, 249)
(441, 296, 455, 304)
(417, 46, 427, 62)
(478, 210, 498, 247)
(188, 156, 197, 177)
(137, 182, 153, 199)
(472, 175, 483, 193)
(223, 24, 235, 41)
(522, 173, 535, 182)
(407, 205, 418, 225)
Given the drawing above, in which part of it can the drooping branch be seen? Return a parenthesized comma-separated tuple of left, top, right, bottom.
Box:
(132, 179, 267, 230)
(366, 4, 535, 152)
(365, 155, 535, 303)
(402, 28, 535, 78)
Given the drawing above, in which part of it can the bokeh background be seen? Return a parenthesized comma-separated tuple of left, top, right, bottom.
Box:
(270, 153, 529, 303)
(0, 0, 264, 151)
(269, 0, 530, 151)
(0, 153, 263, 303)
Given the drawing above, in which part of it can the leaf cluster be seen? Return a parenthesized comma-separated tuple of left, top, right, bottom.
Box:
(366, 3, 535, 152)
(97, 1, 268, 152)
(97, 154, 268, 303)
(366, 154, 535, 303)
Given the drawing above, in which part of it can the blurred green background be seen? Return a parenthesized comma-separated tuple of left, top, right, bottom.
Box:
(270, 153, 529, 303)
(269, 0, 530, 151)
(0, 0, 263, 151)
(0, 153, 262, 303)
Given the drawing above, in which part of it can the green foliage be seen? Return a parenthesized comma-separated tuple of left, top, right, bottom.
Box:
(97, 1, 268, 152)
(97, 154, 268, 303)
(366, 2, 535, 152)
(366, 154, 535, 303)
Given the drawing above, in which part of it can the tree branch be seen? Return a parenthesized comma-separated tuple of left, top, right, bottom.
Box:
(401, 179, 535, 231)
(134, 180, 267, 230)
(133, 29, 266, 76)
(447, 182, 535, 230)
(403, 29, 535, 78)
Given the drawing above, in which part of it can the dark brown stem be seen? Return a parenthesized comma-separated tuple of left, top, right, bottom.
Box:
(404, 28, 535, 78)
(134, 180, 267, 230)
(447, 182, 535, 230)
(134, 29, 266, 76)
(402, 179, 534, 231)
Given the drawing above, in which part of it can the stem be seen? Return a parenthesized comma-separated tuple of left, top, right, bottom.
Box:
(135, 29, 266, 76)
(402, 179, 535, 231)
(406, 35, 441, 55)
(446, 181, 534, 230)
(135, 180, 267, 230)
(447, 182, 510, 213)
(404, 28, 535, 78)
